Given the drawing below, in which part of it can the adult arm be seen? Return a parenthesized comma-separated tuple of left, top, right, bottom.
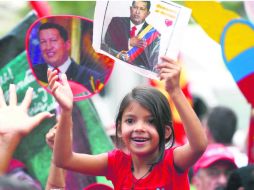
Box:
(45, 125, 66, 190)
(0, 133, 22, 175)
(0, 84, 52, 174)
(157, 56, 207, 171)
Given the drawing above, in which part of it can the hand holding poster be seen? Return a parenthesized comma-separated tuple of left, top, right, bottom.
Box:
(93, 0, 191, 79)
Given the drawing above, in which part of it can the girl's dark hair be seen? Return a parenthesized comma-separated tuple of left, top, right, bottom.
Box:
(115, 86, 175, 163)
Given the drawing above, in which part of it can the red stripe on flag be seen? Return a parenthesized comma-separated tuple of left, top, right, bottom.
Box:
(238, 73, 254, 106)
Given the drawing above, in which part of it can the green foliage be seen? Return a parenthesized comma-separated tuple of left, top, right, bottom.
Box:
(221, 1, 247, 19)
(48, 1, 96, 19)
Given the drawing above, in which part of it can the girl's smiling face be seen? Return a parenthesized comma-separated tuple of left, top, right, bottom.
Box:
(119, 101, 160, 158)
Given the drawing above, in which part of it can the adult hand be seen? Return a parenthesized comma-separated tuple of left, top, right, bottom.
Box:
(117, 51, 130, 62)
(45, 125, 57, 150)
(0, 84, 53, 136)
(130, 37, 147, 48)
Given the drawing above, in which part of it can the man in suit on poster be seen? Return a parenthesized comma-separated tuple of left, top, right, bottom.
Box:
(103, 1, 160, 71)
(32, 22, 101, 92)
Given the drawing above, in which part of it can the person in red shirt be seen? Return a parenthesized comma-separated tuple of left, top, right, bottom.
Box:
(48, 56, 207, 189)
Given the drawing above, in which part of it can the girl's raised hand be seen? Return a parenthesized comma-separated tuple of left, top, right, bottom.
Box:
(47, 69, 73, 112)
(156, 56, 181, 94)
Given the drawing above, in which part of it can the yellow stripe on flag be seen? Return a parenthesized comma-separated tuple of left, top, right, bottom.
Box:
(138, 25, 153, 39)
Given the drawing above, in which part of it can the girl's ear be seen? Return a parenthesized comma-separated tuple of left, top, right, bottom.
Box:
(165, 125, 172, 139)
(116, 122, 122, 138)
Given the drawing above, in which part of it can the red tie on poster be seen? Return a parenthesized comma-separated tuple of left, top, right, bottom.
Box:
(130, 26, 137, 38)
(53, 67, 60, 74)
(53, 67, 60, 81)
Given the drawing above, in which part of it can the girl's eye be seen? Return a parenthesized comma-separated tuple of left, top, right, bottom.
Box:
(125, 118, 134, 124)
(147, 118, 155, 125)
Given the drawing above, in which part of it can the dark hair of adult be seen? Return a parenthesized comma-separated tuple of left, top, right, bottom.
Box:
(193, 96, 207, 120)
(207, 106, 237, 144)
(132, 1, 151, 11)
(226, 165, 254, 190)
(39, 22, 68, 41)
(115, 86, 175, 164)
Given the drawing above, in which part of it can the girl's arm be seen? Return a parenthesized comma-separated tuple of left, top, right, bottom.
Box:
(157, 56, 207, 171)
(47, 69, 108, 176)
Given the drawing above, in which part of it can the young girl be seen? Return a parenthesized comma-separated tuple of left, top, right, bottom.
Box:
(48, 56, 207, 189)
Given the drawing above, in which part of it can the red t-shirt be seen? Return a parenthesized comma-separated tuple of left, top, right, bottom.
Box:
(106, 148, 189, 190)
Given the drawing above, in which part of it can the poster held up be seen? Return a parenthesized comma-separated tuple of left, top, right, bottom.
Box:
(93, 0, 191, 79)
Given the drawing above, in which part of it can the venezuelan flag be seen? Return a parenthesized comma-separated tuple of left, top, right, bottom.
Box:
(127, 25, 160, 62)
